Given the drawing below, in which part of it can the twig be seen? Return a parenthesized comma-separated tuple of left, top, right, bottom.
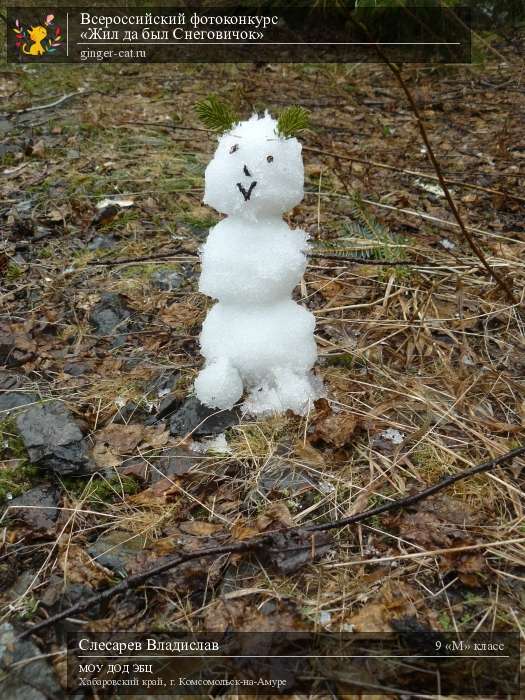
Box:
(18, 444, 524, 641)
(303, 146, 525, 205)
(307, 444, 525, 533)
(308, 253, 440, 266)
(378, 57, 517, 303)
(120, 120, 212, 134)
(87, 249, 444, 269)
(3, 90, 88, 117)
(87, 248, 183, 267)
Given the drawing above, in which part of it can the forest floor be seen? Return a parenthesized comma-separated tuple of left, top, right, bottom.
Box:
(1, 30, 525, 699)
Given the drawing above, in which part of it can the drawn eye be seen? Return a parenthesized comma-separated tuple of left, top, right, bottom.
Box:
(266, 155, 274, 163)
(229, 144, 239, 154)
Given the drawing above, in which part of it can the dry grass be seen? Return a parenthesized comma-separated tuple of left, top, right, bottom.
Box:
(0, 41, 524, 698)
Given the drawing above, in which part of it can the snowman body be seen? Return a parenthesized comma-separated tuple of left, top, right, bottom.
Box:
(195, 113, 321, 415)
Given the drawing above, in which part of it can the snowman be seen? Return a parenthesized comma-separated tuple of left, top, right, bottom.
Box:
(194, 105, 322, 415)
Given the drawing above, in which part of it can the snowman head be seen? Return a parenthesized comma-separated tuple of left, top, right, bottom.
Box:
(204, 112, 304, 220)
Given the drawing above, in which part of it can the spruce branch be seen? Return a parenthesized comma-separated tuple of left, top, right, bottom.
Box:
(276, 106, 310, 138)
(194, 96, 237, 134)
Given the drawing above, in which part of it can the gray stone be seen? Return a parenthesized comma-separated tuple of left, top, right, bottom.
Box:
(0, 119, 14, 135)
(88, 531, 145, 575)
(260, 463, 312, 495)
(0, 331, 34, 367)
(169, 396, 238, 437)
(9, 485, 59, 531)
(151, 269, 184, 292)
(0, 623, 64, 699)
(16, 401, 93, 475)
(87, 235, 116, 252)
(156, 393, 181, 420)
(89, 292, 131, 336)
(154, 446, 200, 479)
(0, 391, 38, 413)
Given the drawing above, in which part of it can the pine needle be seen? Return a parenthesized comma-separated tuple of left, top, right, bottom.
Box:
(194, 96, 237, 133)
(276, 106, 310, 138)
(312, 192, 407, 263)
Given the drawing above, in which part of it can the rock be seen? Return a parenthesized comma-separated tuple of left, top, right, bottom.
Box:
(151, 269, 184, 291)
(169, 396, 239, 437)
(113, 400, 152, 425)
(260, 463, 312, 496)
(155, 393, 181, 421)
(0, 391, 38, 413)
(146, 371, 180, 398)
(88, 531, 145, 575)
(40, 577, 102, 619)
(0, 372, 23, 391)
(0, 330, 35, 367)
(0, 143, 19, 158)
(89, 292, 131, 336)
(87, 235, 116, 252)
(154, 447, 199, 479)
(63, 361, 88, 377)
(9, 485, 59, 531)
(16, 401, 93, 475)
(0, 622, 64, 699)
(0, 119, 13, 135)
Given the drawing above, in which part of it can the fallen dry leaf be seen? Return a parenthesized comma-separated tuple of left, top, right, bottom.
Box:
(310, 411, 360, 448)
(95, 424, 146, 454)
(256, 502, 294, 531)
(58, 544, 112, 589)
(179, 520, 224, 537)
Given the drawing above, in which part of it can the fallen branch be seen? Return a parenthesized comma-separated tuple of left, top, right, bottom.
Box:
(87, 249, 441, 268)
(87, 248, 184, 267)
(378, 56, 517, 304)
(18, 444, 524, 641)
(308, 252, 442, 266)
(303, 145, 525, 205)
(3, 90, 88, 117)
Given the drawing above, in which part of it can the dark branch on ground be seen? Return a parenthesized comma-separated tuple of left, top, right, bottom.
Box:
(18, 444, 525, 641)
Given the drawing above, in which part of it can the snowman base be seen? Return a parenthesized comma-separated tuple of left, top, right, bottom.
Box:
(195, 362, 322, 417)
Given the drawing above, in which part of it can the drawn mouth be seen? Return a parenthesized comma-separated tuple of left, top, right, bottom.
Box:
(236, 181, 257, 202)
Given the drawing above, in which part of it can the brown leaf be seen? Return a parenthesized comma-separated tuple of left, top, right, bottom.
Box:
(439, 551, 487, 586)
(230, 522, 259, 540)
(294, 441, 326, 467)
(58, 544, 112, 589)
(388, 494, 480, 551)
(204, 598, 307, 633)
(32, 139, 46, 158)
(96, 424, 145, 453)
(179, 520, 223, 537)
(349, 603, 392, 632)
(92, 442, 121, 469)
(256, 502, 294, 531)
(310, 411, 360, 448)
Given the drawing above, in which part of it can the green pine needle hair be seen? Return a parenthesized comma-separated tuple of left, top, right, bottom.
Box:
(276, 106, 310, 138)
(195, 96, 238, 133)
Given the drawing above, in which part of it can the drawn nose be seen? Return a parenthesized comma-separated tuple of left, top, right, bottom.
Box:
(243, 164, 251, 177)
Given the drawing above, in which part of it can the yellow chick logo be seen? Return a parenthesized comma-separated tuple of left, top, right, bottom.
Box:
(24, 25, 48, 56)
(13, 14, 62, 58)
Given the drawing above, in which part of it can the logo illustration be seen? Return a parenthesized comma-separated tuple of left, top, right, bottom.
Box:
(13, 14, 62, 57)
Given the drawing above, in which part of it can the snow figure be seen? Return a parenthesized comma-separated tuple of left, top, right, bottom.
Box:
(194, 103, 322, 416)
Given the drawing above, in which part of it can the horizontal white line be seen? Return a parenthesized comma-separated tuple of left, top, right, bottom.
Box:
(77, 655, 509, 659)
(75, 42, 461, 46)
